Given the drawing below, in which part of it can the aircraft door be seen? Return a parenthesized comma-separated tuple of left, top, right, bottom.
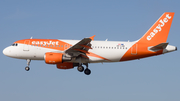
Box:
(131, 44, 137, 55)
(23, 40, 30, 51)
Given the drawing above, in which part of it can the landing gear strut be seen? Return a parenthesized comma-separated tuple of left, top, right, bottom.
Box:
(83, 63, 91, 75)
(25, 59, 31, 71)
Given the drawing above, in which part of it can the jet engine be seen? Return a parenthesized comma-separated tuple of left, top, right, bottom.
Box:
(44, 52, 71, 64)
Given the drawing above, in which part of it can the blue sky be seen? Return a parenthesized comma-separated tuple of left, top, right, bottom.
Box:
(0, 0, 180, 101)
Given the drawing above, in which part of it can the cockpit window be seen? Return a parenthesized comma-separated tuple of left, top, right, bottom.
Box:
(12, 43, 18, 46)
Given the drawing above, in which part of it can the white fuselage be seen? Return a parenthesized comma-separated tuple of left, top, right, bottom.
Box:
(3, 40, 136, 63)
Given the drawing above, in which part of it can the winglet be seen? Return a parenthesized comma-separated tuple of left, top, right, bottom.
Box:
(89, 35, 96, 41)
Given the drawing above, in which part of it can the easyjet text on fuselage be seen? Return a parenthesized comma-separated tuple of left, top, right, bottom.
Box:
(31, 41, 59, 46)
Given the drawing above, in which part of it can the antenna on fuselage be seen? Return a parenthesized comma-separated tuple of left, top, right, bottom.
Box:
(105, 39, 108, 41)
(30, 37, 33, 39)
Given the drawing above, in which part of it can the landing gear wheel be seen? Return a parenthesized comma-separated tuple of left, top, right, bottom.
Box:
(25, 59, 31, 71)
(84, 68, 91, 75)
(25, 66, 30, 71)
(77, 66, 84, 72)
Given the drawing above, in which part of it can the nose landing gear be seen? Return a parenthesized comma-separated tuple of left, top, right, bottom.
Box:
(25, 59, 31, 71)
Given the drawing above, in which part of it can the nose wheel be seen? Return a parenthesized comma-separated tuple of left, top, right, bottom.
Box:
(25, 59, 31, 71)
(25, 66, 30, 71)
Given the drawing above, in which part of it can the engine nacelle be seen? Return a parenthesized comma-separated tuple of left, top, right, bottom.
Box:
(44, 52, 71, 64)
(56, 63, 74, 69)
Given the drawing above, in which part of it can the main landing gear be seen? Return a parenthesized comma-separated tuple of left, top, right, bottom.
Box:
(77, 63, 91, 75)
(25, 59, 31, 71)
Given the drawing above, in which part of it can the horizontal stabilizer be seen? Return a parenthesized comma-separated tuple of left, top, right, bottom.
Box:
(149, 43, 169, 51)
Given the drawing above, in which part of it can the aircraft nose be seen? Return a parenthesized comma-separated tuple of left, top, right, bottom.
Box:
(3, 47, 12, 56)
(3, 47, 9, 56)
(3, 46, 19, 58)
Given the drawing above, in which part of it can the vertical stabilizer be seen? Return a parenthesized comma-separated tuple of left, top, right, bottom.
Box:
(138, 12, 174, 46)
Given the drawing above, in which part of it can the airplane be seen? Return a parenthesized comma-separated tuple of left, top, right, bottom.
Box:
(3, 12, 177, 75)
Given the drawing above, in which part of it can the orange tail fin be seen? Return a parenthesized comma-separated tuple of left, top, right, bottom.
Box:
(138, 12, 174, 45)
(120, 12, 175, 61)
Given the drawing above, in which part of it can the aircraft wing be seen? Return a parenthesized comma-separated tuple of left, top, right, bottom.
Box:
(65, 35, 95, 58)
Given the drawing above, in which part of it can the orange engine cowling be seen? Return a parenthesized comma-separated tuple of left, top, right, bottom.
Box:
(56, 63, 74, 69)
(44, 52, 71, 64)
